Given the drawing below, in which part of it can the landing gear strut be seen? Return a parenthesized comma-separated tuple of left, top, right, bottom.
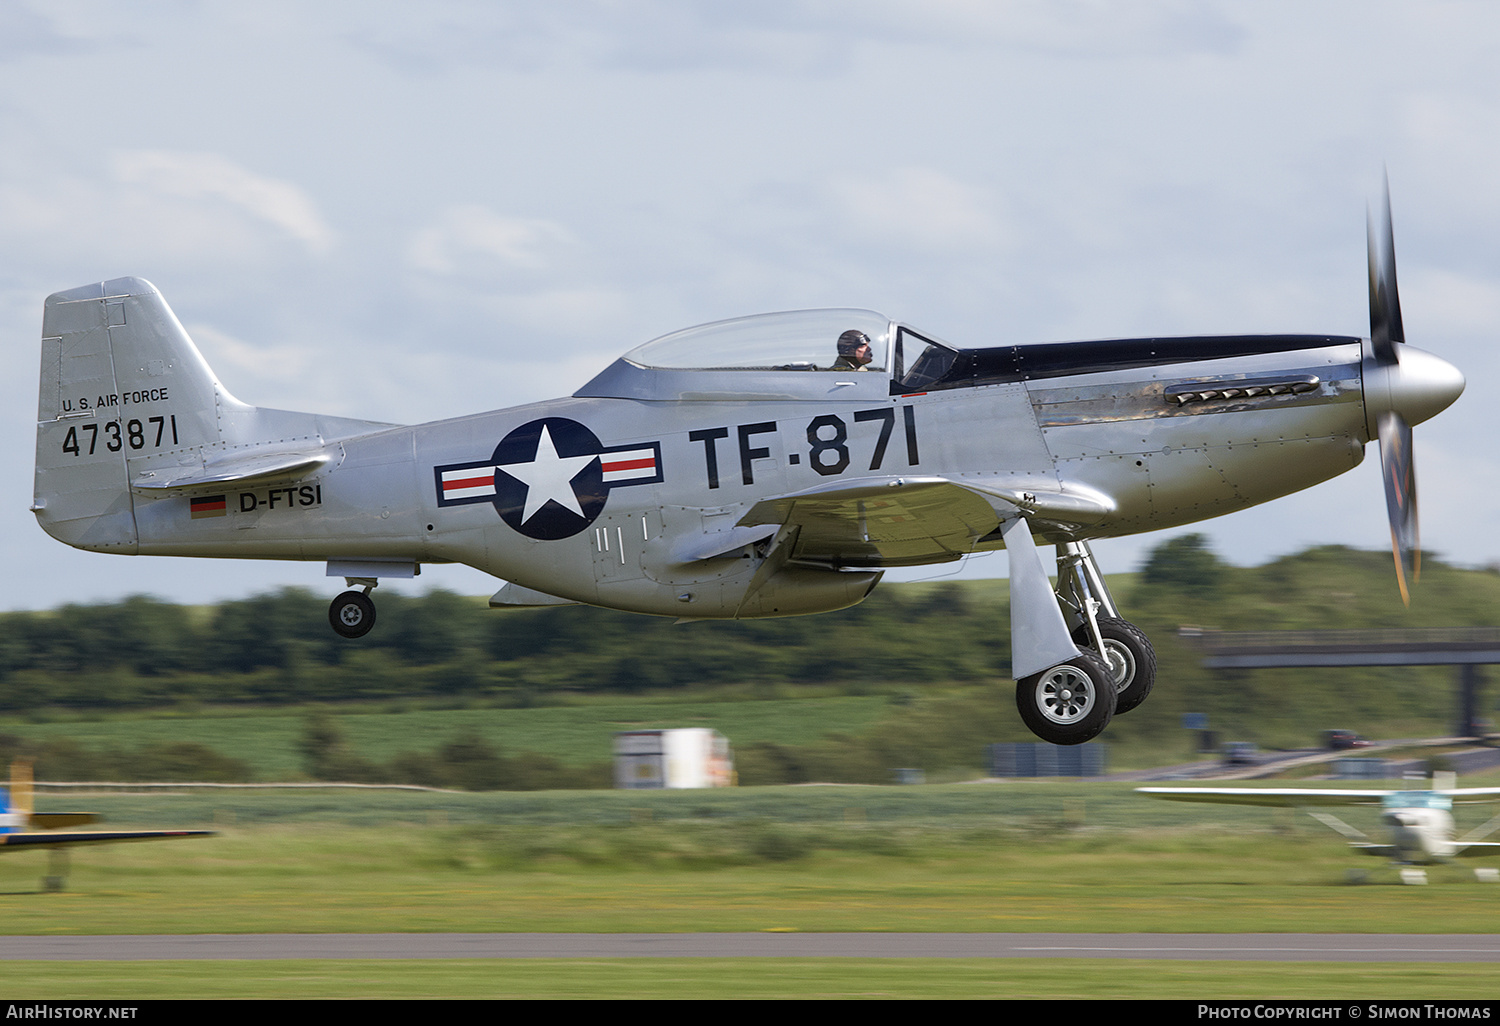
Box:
(1055, 540, 1156, 715)
(43, 847, 68, 892)
(329, 578, 378, 639)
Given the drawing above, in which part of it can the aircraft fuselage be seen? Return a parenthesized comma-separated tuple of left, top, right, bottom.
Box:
(109, 335, 1376, 619)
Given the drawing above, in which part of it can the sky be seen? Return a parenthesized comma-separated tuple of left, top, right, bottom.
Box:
(2, 0, 1498, 612)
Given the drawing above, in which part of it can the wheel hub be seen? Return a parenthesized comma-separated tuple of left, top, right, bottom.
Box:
(1103, 639, 1136, 691)
(1037, 666, 1094, 724)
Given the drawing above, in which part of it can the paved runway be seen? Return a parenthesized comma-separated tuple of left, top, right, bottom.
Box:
(0, 934, 1497, 961)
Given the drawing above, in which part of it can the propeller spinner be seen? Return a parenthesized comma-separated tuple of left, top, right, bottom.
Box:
(1364, 180, 1465, 603)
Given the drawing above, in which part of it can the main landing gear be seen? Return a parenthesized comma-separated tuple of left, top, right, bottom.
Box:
(1017, 651, 1116, 745)
(329, 578, 378, 639)
(1014, 540, 1158, 746)
(324, 561, 419, 639)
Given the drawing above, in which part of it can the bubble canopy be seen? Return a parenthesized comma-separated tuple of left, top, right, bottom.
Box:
(621, 309, 892, 372)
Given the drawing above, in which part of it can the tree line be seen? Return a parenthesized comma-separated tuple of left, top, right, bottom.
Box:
(0, 580, 1005, 711)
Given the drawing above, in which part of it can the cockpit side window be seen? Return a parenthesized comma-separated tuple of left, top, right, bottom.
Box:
(893, 328, 959, 393)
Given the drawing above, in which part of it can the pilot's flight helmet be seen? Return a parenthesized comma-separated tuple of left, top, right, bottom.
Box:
(837, 329, 871, 356)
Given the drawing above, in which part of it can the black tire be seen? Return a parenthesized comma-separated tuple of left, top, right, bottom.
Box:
(1071, 617, 1156, 715)
(329, 591, 376, 639)
(1016, 652, 1116, 745)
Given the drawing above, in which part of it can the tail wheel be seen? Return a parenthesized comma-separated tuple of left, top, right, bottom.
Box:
(329, 591, 376, 639)
(1072, 618, 1156, 715)
(1016, 652, 1116, 745)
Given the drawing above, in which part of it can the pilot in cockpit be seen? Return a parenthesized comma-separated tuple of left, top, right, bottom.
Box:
(832, 329, 873, 371)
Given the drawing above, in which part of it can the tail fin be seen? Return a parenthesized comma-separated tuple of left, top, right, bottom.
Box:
(10, 761, 33, 823)
(33, 277, 236, 552)
(33, 278, 394, 554)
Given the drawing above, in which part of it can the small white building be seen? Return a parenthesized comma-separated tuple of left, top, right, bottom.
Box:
(614, 729, 734, 789)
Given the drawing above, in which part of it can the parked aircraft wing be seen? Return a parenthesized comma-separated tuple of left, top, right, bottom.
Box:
(1451, 842, 1500, 858)
(1440, 788, 1500, 804)
(1137, 787, 1393, 807)
(0, 829, 213, 848)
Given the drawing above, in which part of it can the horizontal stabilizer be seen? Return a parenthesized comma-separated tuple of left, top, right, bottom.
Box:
(131, 450, 330, 491)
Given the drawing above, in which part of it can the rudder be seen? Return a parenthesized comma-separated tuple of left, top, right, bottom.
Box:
(33, 277, 236, 552)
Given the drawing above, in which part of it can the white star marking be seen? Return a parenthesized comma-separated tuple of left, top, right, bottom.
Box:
(497, 424, 598, 524)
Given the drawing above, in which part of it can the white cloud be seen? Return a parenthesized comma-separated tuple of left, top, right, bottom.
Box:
(111, 150, 335, 255)
(408, 206, 579, 275)
(185, 322, 317, 394)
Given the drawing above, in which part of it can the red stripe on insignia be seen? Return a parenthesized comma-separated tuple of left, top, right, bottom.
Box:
(601, 457, 654, 472)
(443, 473, 494, 491)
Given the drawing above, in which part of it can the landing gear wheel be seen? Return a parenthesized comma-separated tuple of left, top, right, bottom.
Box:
(329, 591, 376, 639)
(1016, 652, 1116, 745)
(1072, 618, 1156, 715)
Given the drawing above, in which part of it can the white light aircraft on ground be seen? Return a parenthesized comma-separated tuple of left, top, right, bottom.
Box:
(30, 186, 1464, 745)
(1139, 773, 1500, 884)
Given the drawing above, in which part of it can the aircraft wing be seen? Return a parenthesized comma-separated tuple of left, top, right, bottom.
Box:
(0, 829, 213, 848)
(1137, 787, 1392, 807)
(737, 476, 999, 565)
(1451, 842, 1500, 858)
(735, 476, 1112, 566)
(1443, 788, 1500, 804)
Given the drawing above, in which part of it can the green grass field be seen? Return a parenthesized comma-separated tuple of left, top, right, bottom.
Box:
(0, 782, 1497, 996)
(2, 960, 1496, 1000)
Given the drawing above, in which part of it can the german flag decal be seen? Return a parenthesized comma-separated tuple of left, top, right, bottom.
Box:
(189, 495, 227, 519)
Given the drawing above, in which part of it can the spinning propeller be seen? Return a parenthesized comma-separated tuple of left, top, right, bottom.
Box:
(1365, 179, 1464, 604)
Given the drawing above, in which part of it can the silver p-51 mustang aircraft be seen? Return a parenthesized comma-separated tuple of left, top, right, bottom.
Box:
(1139, 775, 1500, 883)
(30, 191, 1463, 746)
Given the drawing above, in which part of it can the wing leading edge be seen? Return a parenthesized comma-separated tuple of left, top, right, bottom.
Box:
(736, 476, 1115, 568)
(0, 829, 213, 848)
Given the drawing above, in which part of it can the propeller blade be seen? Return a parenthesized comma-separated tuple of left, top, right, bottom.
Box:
(1368, 174, 1405, 364)
(1378, 411, 1418, 605)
